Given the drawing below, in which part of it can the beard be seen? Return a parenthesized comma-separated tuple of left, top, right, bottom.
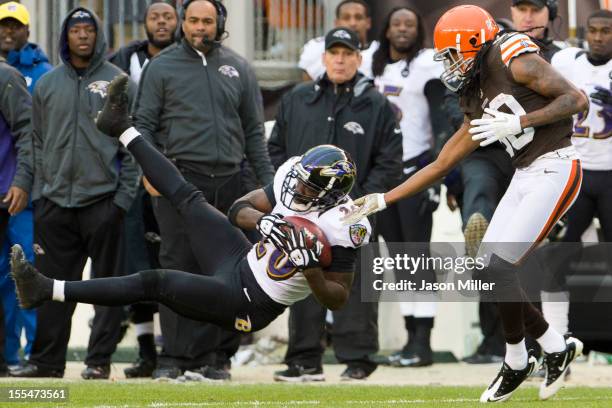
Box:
(146, 29, 175, 50)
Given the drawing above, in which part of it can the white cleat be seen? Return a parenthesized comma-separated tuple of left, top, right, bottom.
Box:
(480, 354, 537, 403)
(539, 336, 583, 400)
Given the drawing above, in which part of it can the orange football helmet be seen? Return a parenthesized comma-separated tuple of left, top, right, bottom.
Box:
(433, 5, 499, 92)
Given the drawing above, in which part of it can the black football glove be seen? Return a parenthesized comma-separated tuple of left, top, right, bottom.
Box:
(285, 227, 323, 270)
(256, 213, 291, 252)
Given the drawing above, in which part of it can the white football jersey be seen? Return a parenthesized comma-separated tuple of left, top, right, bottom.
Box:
(552, 47, 612, 170)
(246, 157, 372, 306)
(298, 37, 379, 80)
(374, 49, 444, 162)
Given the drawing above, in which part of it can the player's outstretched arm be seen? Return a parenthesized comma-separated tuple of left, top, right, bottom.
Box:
(303, 269, 353, 310)
(342, 122, 478, 224)
(229, 188, 273, 230)
(510, 53, 589, 128)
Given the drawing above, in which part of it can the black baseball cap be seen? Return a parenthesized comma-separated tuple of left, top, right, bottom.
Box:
(325, 27, 360, 51)
(512, 0, 546, 8)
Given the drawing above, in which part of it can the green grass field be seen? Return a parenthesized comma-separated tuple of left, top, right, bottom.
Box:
(1, 381, 612, 407)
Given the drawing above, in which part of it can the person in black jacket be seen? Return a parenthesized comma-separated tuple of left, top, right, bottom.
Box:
(107, 0, 178, 379)
(131, 0, 274, 380)
(269, 27, 402, 381)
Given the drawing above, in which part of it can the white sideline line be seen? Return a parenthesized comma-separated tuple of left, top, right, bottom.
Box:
(87, 395, 612, 408)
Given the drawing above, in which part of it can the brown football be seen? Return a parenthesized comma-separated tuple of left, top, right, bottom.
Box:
(283, 216, 332, 268)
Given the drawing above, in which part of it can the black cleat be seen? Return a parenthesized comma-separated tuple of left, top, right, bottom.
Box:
(539, 337, 583, 400)
(10, 244, 52, 309)
(480, 354, 538, 403)
(96, 73, 131, 138)
(124, 358, 156, 378)
(273, 365, 325, 382)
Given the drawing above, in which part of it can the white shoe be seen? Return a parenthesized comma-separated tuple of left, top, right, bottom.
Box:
(480, 354, 537, 403)
(539, 336, 583, 400)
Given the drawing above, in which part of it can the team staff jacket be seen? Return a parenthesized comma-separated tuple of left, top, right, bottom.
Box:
(31, 7, 139, 212)
(0, 60, 32, 196)
(132, 39, 274, 184)
(268, 73, 402, 198)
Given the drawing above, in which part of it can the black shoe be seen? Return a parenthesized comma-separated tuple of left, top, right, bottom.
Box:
(390, 345, 433, 368)
(10, 245, 52, 309)
(95, 73, 131, 138)
(480, 354, 538, 403)
(273, 365, 325, 382)
(539, 337, 583, 400)
(9, 363, 63, 378)
(340, 366, 372, 381)
(124, 359, 156, 378)
(197, 365, 231, 381)
(81, 365, 110, 380)
(462, 352, 504, 365)
(152, 366, 182, 380)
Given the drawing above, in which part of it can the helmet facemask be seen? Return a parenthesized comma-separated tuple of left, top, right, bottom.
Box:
(434, 47, 475, 93)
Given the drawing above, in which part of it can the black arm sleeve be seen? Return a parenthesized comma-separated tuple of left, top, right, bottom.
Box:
(326, 246, 357, 273)
(263, 183, 276, 207)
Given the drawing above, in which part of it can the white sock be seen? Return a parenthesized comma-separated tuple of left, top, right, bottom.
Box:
(134, 322, 154, 337)
(119, 127, 141, 147)
(52, 280, 65, 302)
(541, 291, 569, 335)
(505, 339, 528, 370)
(537, 326, 566, 353)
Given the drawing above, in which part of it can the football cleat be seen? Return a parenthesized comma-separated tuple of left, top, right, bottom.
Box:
(10, 245, 52, 309)
(539, 337, 583, 400)
(273, 365, 325, 382)
(480, 354, 537, 403)
(96, 73, 132, 138)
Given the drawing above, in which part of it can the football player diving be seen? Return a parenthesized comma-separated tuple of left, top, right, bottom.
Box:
(342, 5, 588, 403)
(10, 74, 371, 339)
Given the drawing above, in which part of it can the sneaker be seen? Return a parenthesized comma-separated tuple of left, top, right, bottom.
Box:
(462, 352, 504, 365)
(124, 359, 156, 378)
(197, 365, 231, 381)
(273, 365, 325, 382)
(81, 365, 110, 380)
(340, 366, 371, 381)
(464, 213, 488, 258)
(391, 345, 433, 368)
(8, 363, 63, 378)
(152, 366, 182, 380)
(480, 354, 538, 403)
(10, 245, 52, 309)
(95, 74, 131, 138)
(539, 337, 583, 400)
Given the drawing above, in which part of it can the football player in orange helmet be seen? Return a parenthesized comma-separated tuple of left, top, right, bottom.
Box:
(344, 4, 589, 403)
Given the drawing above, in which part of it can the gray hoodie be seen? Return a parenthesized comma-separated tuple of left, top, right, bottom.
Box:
(32, 7, 139, 211)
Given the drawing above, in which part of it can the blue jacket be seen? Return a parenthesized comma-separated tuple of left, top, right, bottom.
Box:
(7, 42, 52, 94)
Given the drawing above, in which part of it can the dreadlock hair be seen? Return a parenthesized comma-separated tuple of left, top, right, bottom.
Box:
(371, 7, 425, 78)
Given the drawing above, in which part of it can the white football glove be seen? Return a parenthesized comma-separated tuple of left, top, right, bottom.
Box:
(256, 213, 291, 252)
(285, 227, 323, 270)
(341, 193, 387, 225)
(469, 108, 523, 147)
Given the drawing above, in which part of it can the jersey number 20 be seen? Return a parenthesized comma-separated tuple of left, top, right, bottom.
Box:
(487, 93, 535, 157)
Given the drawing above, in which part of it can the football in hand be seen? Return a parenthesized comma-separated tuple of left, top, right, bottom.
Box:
(283, 216, 332, 268)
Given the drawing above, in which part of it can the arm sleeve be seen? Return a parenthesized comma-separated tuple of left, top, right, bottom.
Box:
(132, 62, 163, 144)
(267, 93, 290, 170)
(2, 70, 33, 192)
(326, 246, 357, 273)
(31, 85, 43, 201)
(354, 99, 403, 197)
(240, 61, 275, 185)
(113, 78, 141, 212)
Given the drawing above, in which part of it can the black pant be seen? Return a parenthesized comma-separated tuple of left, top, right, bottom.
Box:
(284, 244, 378, 371)
(153, 170, 244, 369)
(29, 197, 125, 371)
(63, 136, 284, 333)
(461, 148, 513, 357)
(0, 213, 6, 371)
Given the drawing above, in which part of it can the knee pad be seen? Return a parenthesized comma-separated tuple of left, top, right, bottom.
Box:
(139, 269, 165, 300)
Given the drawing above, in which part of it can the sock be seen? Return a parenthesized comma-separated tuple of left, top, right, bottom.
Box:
(505, 339, 528, 370)
(137, 333, 157, 362)
(119, 127, 141, 148)
(541, 291, 570, 335)
(52, 280, 65, 302)
(414, 317, 434, 353)
(536, 326, 566, 354)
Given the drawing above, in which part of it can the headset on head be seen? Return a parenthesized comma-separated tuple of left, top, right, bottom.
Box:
(545, 0, 558, 21)
(181, 0, 227, 40)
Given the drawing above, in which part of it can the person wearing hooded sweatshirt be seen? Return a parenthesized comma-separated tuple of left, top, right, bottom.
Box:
(0, 1, 52, 371)
(9, 7, 139, 380)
